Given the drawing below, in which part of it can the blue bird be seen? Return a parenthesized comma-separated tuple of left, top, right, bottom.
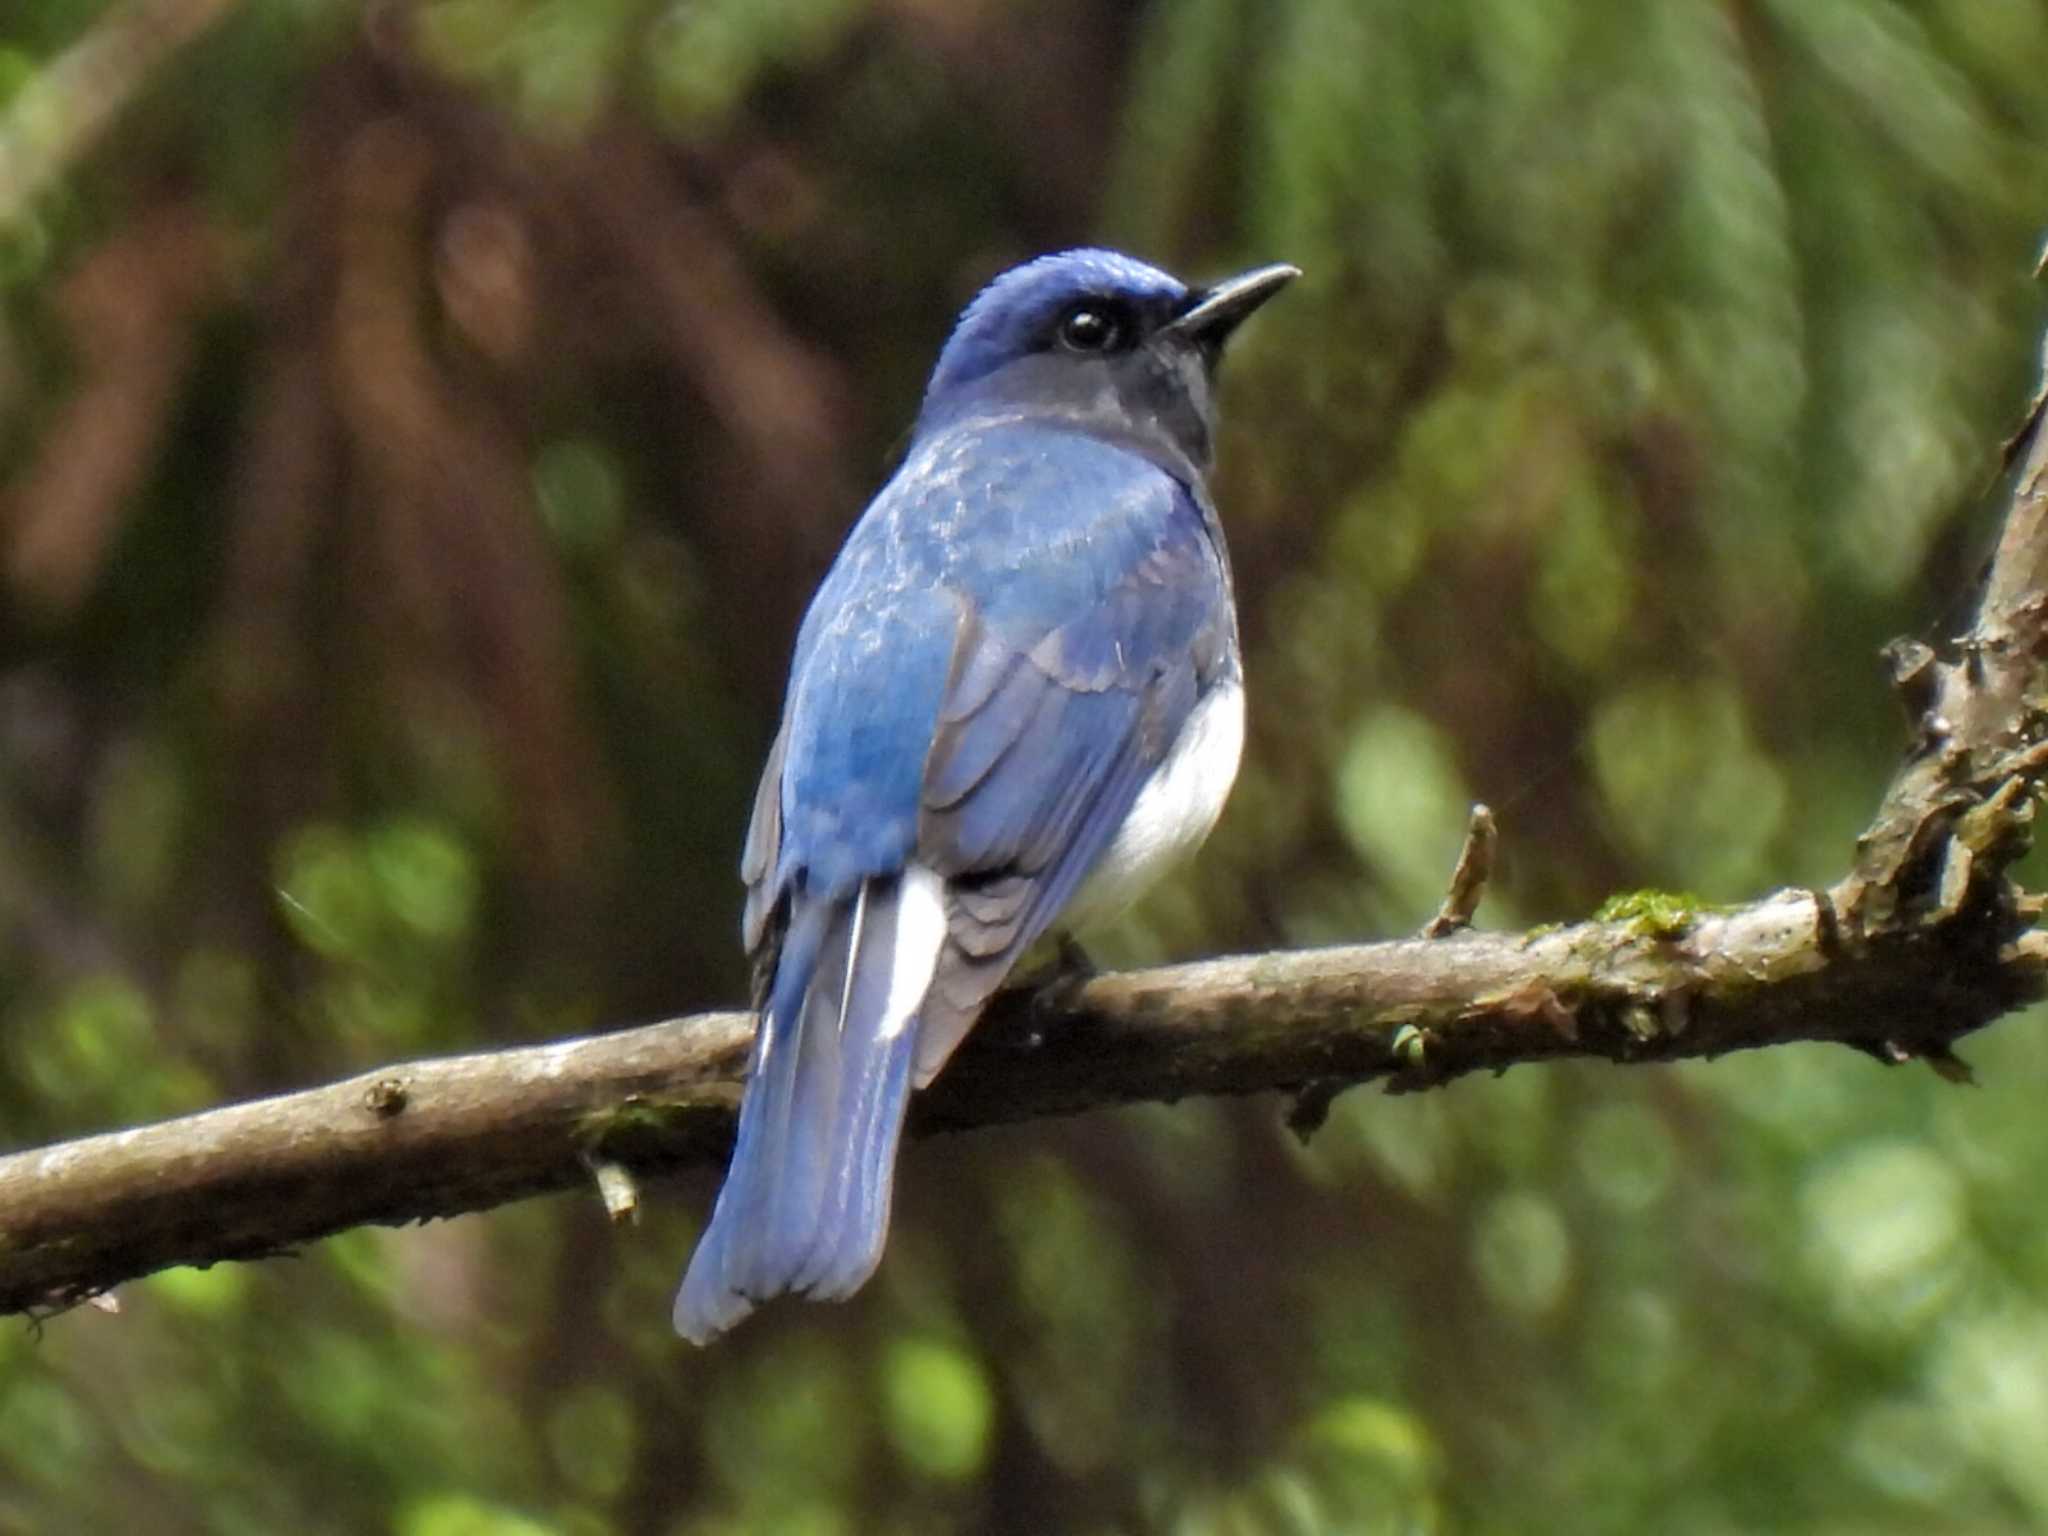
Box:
(674, 248, 1296, 1342)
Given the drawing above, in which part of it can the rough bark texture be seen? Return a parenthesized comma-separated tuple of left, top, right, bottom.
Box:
(6, 316, 2048, 1320)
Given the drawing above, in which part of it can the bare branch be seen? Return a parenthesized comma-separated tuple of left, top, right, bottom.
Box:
(1834, 332, 2048, 934)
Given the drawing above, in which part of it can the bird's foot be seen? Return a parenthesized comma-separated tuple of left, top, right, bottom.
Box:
(993, 932, 1099, 1051)
(1052, 931, 1098, 982)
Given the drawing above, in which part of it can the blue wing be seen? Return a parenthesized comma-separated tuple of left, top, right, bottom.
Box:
(909, 481, 1234, 1077)
(767, 422, 1235, 938)
(676, 423, 1234, 1341)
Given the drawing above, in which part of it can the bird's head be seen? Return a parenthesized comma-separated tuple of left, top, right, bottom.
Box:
(918, 249, 1297, 473)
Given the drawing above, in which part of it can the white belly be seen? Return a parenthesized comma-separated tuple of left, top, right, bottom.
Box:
(1064, 680, 1245, 928)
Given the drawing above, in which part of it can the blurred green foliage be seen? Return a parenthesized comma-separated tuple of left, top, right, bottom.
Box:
(2, 0, 2048, 1531)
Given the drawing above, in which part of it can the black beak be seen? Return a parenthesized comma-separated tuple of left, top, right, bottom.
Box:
(1163, 262, 1300, 345)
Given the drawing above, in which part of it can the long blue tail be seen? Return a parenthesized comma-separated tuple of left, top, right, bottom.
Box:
(673, 874, 935, 1343)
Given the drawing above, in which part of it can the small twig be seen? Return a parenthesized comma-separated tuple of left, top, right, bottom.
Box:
(587, 1159, 642, 1225)
(1423, 804, 1497, 938)
(1283, 1079, 1343, 1144)
(1882, 636, 1940, 729)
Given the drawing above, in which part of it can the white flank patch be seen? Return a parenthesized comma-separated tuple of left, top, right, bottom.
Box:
(1069, 680, 1246, 926)
(877, 864, 948, 1041)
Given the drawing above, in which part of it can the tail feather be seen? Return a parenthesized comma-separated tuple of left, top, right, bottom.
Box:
(797, 1004, 919, 1299)
(673, 867, 945, 1343)
(671, 902, 831, 1343)
(781, 879, 900, 1294)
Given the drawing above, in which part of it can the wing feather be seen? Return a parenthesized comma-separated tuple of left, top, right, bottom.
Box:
(740, 721, 791, 965)
(908, 501, 1231, 1084)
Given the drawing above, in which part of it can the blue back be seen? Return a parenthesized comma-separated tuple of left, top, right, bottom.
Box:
(767, 418, 1231, 905)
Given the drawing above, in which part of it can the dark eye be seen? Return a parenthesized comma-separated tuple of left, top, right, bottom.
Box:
(1057, 305, 1123, 353)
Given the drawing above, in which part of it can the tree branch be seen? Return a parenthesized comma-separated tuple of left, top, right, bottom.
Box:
(8, 309, 2048, 1320)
